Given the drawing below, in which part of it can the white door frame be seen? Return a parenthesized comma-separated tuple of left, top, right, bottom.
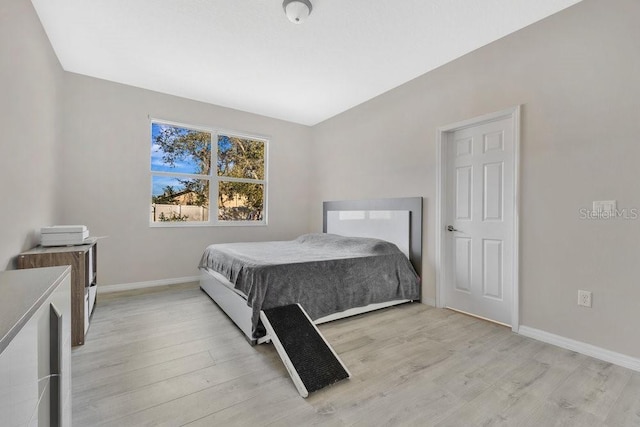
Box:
(435, 106, 521, 333)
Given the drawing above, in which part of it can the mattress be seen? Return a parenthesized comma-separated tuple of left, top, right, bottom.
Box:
(198, 233, 420, 338)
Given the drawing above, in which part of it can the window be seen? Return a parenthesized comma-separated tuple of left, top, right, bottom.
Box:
(150, 120, 267, 226)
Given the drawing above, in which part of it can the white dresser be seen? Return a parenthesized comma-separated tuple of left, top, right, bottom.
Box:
(0, 266, 72, 427)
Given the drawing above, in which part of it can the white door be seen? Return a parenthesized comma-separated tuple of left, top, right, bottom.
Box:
(444, 115, 515, 326)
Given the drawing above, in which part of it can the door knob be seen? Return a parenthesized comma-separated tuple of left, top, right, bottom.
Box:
(447, 225, 459, 232)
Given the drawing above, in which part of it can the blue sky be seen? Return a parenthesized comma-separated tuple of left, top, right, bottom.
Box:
(151, 123, 211, 196)
(152, 176, 187, 197)
(151, 123, 208, 174)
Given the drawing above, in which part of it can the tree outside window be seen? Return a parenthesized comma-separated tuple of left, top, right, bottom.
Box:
(150, 121, 267, 225)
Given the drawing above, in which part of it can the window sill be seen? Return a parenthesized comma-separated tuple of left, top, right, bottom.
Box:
(149, 221, 267, 228)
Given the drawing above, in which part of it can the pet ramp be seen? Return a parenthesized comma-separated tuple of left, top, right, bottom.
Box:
(260, 304, 351, 398)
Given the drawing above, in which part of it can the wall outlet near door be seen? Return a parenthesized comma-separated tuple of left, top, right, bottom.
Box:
(578, 290, 592, 308)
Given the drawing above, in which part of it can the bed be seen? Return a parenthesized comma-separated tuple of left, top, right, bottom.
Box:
(199, 197, 422, 344)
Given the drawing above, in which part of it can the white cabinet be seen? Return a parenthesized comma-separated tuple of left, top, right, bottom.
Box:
(0, 318, 38, 426)
(0, 266, 72, 427)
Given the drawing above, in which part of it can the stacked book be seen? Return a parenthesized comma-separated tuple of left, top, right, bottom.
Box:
(41, 225, 89, 247)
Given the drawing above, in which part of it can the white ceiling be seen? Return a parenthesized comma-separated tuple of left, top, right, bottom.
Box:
(31, 0, 582, 126)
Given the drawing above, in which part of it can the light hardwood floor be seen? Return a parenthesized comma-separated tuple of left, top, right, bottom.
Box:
(72, 282, 640, 426)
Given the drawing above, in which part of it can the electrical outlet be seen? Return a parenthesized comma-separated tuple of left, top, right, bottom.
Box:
(578, 290, 592, 308)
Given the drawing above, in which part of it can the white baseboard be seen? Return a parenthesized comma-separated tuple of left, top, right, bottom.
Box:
(519, 325, 640, 373)
(98, 276, 200, 294)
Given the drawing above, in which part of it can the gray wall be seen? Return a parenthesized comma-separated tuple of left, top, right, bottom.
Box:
(311, 0, 640, 358)
(4, 0, 639, 360)
(60, 73, 313, 285)
(0, 0, 63, 269)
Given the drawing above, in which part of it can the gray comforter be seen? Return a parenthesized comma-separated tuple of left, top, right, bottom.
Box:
(198, 233, 420, 339)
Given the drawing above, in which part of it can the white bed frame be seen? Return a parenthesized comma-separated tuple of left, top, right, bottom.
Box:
(200, 197, 422, 345)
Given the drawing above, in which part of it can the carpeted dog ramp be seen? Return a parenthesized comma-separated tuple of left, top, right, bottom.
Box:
(260, 304, 351, 398)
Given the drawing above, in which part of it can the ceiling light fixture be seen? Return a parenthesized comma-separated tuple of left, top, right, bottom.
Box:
(283, 0, 312, 24)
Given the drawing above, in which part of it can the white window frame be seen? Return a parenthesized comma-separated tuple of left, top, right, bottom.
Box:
(149, 118, 269, 227)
